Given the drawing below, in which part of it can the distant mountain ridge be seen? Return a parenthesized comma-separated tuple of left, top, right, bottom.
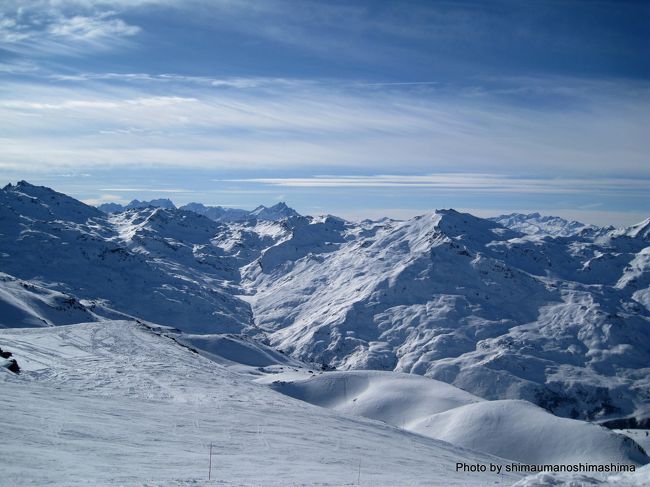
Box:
(98, 198, 301, 222)
(98, 198, 176, 213)
(490, 212, 605, 237)
(2, 180, 649, 428)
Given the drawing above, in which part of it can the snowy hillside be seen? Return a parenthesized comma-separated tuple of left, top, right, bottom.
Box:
(0, 320, 518, 486)
(0, 271, 127, 327)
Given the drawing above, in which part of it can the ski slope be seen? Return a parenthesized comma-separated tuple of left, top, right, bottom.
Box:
(0, 320, 519, 486)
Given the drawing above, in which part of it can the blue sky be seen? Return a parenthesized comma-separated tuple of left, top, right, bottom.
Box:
(0, 0, 648, 224)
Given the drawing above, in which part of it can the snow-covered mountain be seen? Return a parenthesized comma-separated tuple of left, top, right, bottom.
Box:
(179, 202, 251, 222)
(2, 181, 649, 428)
(490, 212, 603, 237)
(98, 197, 176, 213)
(250, 201, 301, 220)
(0, 182, 251, 333)
(98, 198, 303, 223)
(244, 209, 650, 425)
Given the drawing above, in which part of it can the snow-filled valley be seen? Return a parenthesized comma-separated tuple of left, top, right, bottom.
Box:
(1, 181, 650, 486)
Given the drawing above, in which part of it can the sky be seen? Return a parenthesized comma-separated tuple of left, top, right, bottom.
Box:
(0, 0, 648, 225)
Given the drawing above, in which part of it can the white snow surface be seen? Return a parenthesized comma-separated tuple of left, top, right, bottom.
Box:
(258, 370, 648, 465)
(0, 320, 518, 486)
(256, 369, 481, 424)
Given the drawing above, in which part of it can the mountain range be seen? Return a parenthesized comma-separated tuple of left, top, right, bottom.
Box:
(2, 181, 649, 427)
(2, 180, 650, 482)
(99, 198, 300, 222)
(2, 180, 649, 485)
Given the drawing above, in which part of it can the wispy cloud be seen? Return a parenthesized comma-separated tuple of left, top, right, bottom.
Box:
(0, 75, 647, 178)
(47, 72, 303, 89)
(0, 1, 142, 56)
(223, 174, 650, 197)
(0, 95, 196, 110)
(48, 15, 140, 40)
(98, 188, 192, 193)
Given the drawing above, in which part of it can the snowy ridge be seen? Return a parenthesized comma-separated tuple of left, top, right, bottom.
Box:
(98, 198, 176, 213)
(179, 202, 250, 222)
(611, 217, 650, 241)
(98, 197, 303, 223)
(0, 272, 128, 328)
(250, 201, 301, 221)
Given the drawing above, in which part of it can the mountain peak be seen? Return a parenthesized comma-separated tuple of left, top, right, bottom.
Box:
(250, 202, 300, 221)
(126, 198, 176, 210)
(618, 217, 650, 240)
(429, 208, 515, 243)
(1, 180, 102, 223)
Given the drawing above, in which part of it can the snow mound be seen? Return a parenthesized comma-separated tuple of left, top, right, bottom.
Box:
(259, 371, 648, 466)
(257, 369, 481, 427)
(413, 399, 649, 465)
